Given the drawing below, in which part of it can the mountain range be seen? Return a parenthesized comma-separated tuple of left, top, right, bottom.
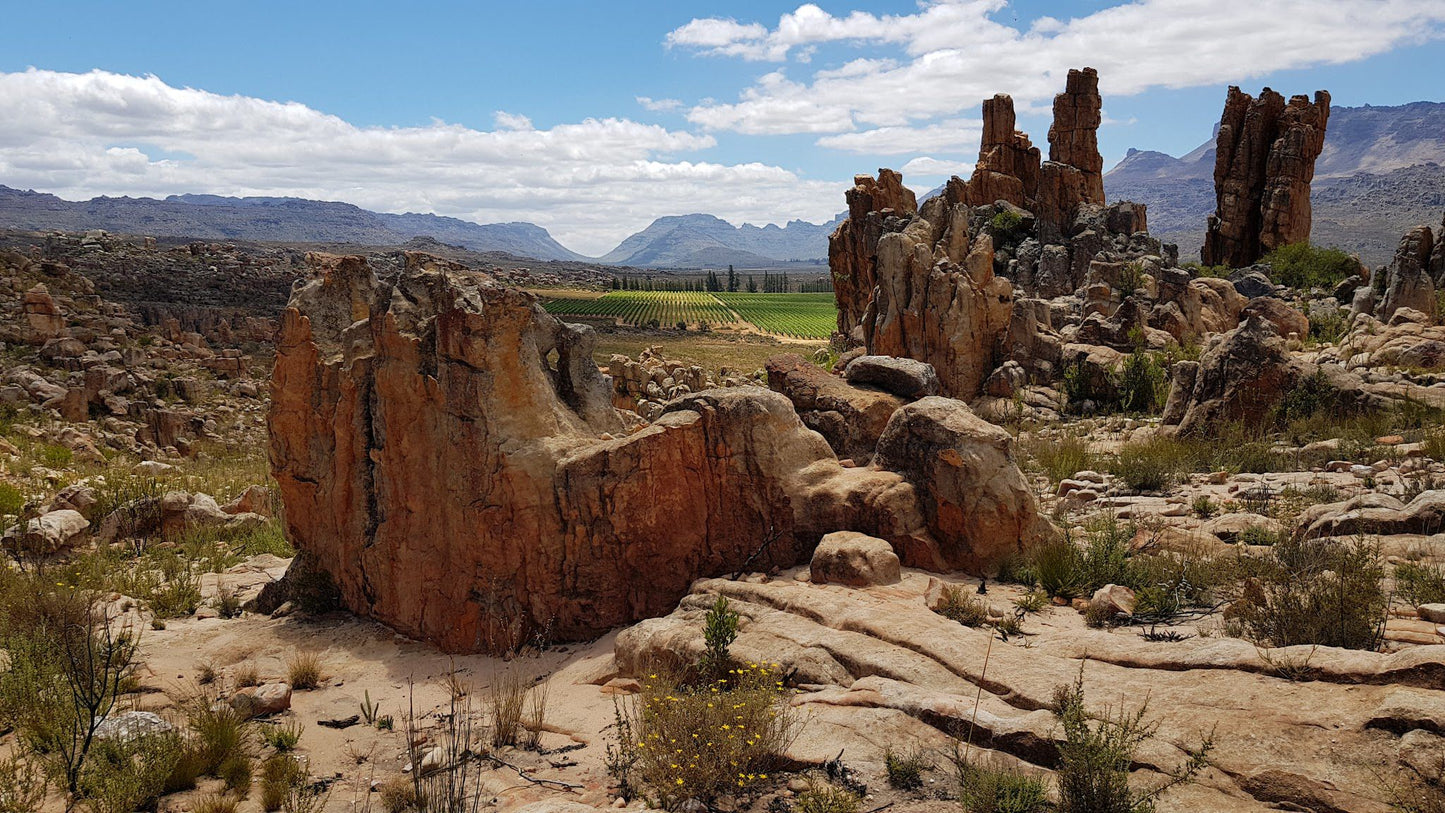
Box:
(1104, 101, 1445, 266)
(3, 100, 1443, 269)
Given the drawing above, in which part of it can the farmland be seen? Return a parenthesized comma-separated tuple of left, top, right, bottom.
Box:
(541, 290, 837, 339)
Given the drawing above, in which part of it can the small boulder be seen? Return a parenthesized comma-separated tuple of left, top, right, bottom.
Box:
(810, 531, 902, 587)
(94, 711, 174, 742)
(13, 509, 90, 554)
(843, 355, 940, 400)
(230, 682, 292, 718)
(1090, 584, 1136, 618)
(1419, 604, 1445, 624)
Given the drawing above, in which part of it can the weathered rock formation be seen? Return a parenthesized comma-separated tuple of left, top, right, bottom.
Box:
(269, 253, 1052, 652)
(830, 169, 918, 337)
(961, 94, 1041, 210)
(22, 283, 64, 343)
(1048, 68, 1105, 206)
(1202, 87, 1331, 268)
(1365, 224, 1440, 324)
(765, 353, 903, 463)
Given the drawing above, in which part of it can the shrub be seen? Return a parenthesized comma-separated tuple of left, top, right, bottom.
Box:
(1395, 561, 1445, 608)
(189, 700, 252, 775)
(287, 652, 323, 690)
(1116, 263, 1146, 296)
(795, 777, 861, 813)
(628, 662, 795, 808)
(0, 753, 46, 813)
(700, 594, 740, 680)
(1226, 537, 1387, 650)
(1117, 350, 1168, 415)
(1026, 435, 1094, 484)
(1053, 669, 1212, 813)
(1079, 516, 1134, 592)
(0, 483, 23, 522)
(260, 754, 305, 812)
(380, 777, 417, 813)
(1013, 590, 1048, 614)
(1031, 539, 1084, 599)
(884, 745, 931, 790)
(1274, 369, 1339, 427)
(1262, 243, 1358, 291)
(77, 734, 184, 813)
(989, 209, 1025, 238)
(934, 585, 990, 626)
(39, 443, 72, 468)
(955, 758, 1049, 813)
(1109, 439, 1184, 493)
(218, 752, 254, 794)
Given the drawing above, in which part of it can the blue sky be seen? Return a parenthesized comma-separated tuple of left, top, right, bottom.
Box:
(1, 0, 1443, 254)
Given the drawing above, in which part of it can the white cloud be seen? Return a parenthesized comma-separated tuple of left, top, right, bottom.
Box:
(817, 118, 981, 155)
(636, 96, 683, 112)
(900, 156, 974, 177)
(0, 69, 847, 256)
(675, 0, 1445, 136)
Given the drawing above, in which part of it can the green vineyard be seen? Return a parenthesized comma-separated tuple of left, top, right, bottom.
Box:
(542, 290, 837, 339)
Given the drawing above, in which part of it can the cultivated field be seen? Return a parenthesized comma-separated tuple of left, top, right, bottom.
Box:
(541, 290, 837, 339)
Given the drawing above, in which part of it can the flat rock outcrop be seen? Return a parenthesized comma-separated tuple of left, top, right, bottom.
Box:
(1203, 86, 1331, 267)
(270, 253, 1049, 652)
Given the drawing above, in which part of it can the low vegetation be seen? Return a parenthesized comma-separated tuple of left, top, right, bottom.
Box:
(1261, 243, 1360, 291)
(1226, 537, 1388, 651)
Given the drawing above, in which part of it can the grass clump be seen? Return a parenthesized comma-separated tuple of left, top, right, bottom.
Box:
(1031, 539, 1085, 599)
(934, 585, 991, 626)
(1108, 439, 1184, 493)
(795, 777, 862, 813)
(261, 720, 304, 752)
(1226, 537, 1387, 650)
(259, 754, 305, 812)
(193, 794, 241, 813)
(1025, 435, 1094, 484)
(286, 652, 322, 690)
(626, 661, 796, 808)
(1053, 668, 1212, 813)
(955, 757, 1049, 813)
(884, 745, 931, 790)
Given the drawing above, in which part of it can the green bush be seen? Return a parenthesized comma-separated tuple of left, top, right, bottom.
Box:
(795, 778, 862, 813)
(700, 594, 739, 680)
(884, 745, 931, 790)
(934, 585, 990, 627)
(1053, 670, 1212, 813)
(39, 443, 72, 468)
(1109, 440, 1183, 493)
(1031, 539, 1084, 599)
(78, 734, 184, 813)
(989, 209, 1025, 237)
(1025, 435, 1094, 484)
(1396, 561, 1445, 608)
(0, 482, 23, 520)
(955, 758, 1049, 813)
(1079, 516, 1134, 592)
(1116, 348, 1167, 414)
(1262, 243, 1358, 291)
(1226, 537, 1387, 650)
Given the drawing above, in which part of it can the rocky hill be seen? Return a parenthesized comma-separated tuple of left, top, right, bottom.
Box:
(0, 186, 589, 262)
(1106, 101, 1445, 266)
(598, 212, 841, 268)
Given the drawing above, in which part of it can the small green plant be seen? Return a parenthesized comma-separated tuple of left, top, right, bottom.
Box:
(795, 777, 862, 813)
(287, 651, 322, 690)
(189, 700, 252, 776)
(1226, 537, 1388, 650)
(0, 753, 46, 813)
(1025, 435, 1093, 484)
(1109, 439, 1184, 493)
(1191, 495, 1218, 519)
(884, 745, 931, 790)
(0, 482, 24, 521)
(989, 208, 1025, 237)
(218, 752, 254, 794)
(1115, 347, 1167, 414)
(700, 594, 740, 679)
(1013, 590, 1048, 614)
(262, 720, 304, 752)
(1116, 262, 1146, 296)
(360, 690, 381, 726)
(39, 443, 73, 467)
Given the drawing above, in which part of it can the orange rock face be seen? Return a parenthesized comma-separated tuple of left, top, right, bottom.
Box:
(830, 169, 918, 337)
(1047, 67, 1105, 206)
(961, 94, 1041, 209)
(1203, 86, 1331, 267)
(270, 253, 1051, 652)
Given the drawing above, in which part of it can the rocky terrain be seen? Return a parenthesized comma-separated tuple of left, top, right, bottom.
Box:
(2, 69, 1445, 813)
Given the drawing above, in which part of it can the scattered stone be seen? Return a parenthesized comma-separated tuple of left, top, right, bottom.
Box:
(810, 531, 902, 587)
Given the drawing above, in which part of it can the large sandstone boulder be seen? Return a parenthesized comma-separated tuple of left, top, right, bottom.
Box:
(765, 353, 903, 462)
(872, 398, 1054, 570)
(23, 284, 65, 343)
(842, 355, 939, 400)
(1375, 225, 1439, 323)
(1202, 87, 1331, 267)
(273, 253, 1026, 652)
(1168, 316, 1306, 434)
(5, 509, 89, 555)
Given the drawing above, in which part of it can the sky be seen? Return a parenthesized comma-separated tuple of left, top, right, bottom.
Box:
(1, 0, 1443, 256)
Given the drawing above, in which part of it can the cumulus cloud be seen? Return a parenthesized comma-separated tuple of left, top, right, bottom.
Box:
(674, 0, 1445, 135)
(817, 118, 981, 155)
(0, 69, 847, 255)
(899, 156, 974, 177)
(636, 96, 683, 112)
